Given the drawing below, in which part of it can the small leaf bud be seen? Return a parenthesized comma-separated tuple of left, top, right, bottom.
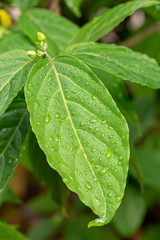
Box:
(37, 32, 46, 41)
(27, 50, 36, 58)
(37, 50, 44, 56)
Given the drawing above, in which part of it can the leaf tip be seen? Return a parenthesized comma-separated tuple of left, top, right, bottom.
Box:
(88, 217, 108, 228)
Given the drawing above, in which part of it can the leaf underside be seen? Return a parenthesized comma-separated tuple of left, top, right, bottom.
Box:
(25, 55, 129, 226)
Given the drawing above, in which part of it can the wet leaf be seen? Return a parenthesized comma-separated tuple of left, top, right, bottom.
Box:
(25, 55, 129, 227)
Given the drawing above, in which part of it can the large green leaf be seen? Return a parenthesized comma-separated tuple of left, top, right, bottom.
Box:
(25, 55, 129, 227)
(0, 100, 29, 191)
(0, 221, 28, 240)
(0, 50, 32, 116)
(19, 8, 79, 57)
(0, 32, 35, 55)
(70, 0, 160, 44)
(64, 0, 83, 17)
(65, 42, 160, 89)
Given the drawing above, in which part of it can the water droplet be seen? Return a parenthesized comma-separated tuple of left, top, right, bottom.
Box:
(108, 126, 113, 130)
(72, 89, 77, 94)
(98, 157, 102, 162)
(101, 133, 105, 138)
(90, 118, 97, 123)
(85, 181, 92, 190)
(108, 183, 111, 187)
(91, 149, 96, 152)
(114, 149, 118, 153)
(80, 122, 84, 127)
(45, 114, 51, 124)
(119, 156, 123, 160)
(92, 96, 97, 100)
(106, 150, 112, 159)
(108, 192, 113, 198)
(99, 168, 108, 176)
(91, 158, 95, 162)
(93, 127, 99, 133)
(116, 196, 122, 203)
(55, 113, 61, 118)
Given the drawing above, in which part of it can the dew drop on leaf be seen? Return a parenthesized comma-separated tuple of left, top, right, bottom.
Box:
(45, 114, 51, 124)
(106, 150, 112, 159)
(85, 181, 92, 190)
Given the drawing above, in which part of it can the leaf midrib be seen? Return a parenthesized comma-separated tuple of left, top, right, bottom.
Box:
(50, 59, 107, 216)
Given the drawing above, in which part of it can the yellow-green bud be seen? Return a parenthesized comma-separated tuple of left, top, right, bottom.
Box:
(37, 32, 46, 41)
(37, 50, 44, 56)
(27, 50, 36, 57)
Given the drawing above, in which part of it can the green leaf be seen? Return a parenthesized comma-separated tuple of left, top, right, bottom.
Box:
(64, 0, 83, 17)
(25, 55, 129, 227)
(92, 68, 140, 128)
(0, 32, 35, 55)
(113, 185, 146, 237)
(0, 100, 29, 191)
(137, 148, 160, 192)
(13, 0, 42, 11)
(0, 50, 32, 116)
(19, 8, 79, 57)
(145, 1, 160, 20)
(70, 0, 160, 44)
(65, 42, 160, 89)
(0, 221, 28, 240)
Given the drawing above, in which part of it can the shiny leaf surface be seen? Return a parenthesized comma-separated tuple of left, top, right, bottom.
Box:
(25, 55, 129, 227)
(65, 42, 160, 88)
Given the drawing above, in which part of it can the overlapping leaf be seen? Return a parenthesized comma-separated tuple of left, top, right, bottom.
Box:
(19, 8, 79, 57)
(0, 100, 29, 191)
(70, 0, 160, 44)
(25, 55, 129, 227)
(0, 50, 32, 116)
(0, 221, 29, 240)
(65, 42, 160, 89)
